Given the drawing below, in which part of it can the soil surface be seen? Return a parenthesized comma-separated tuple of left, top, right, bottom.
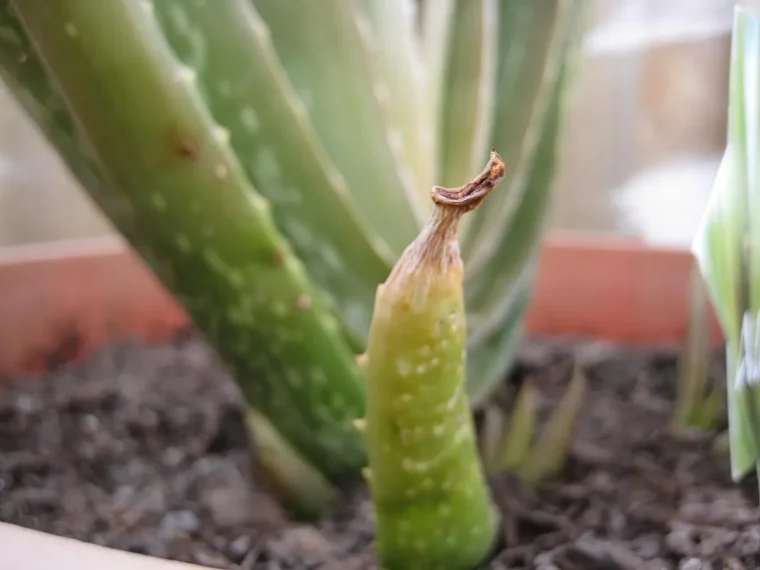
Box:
(1, 331, 760, 569)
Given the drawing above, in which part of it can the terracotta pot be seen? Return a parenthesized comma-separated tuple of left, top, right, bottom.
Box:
(0, 233, 724, 380)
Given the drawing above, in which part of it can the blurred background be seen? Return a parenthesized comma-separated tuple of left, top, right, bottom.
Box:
(0, 0, 736, 250)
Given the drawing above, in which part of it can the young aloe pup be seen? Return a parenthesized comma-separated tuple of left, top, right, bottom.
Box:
(362, 151, 505, 570)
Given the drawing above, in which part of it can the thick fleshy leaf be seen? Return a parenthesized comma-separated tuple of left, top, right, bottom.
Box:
(250, 0, 426, 254)
(466, 260, 534, 406)
(461, 0, 574, 263)
(152, 0, 393, 345)
(436, 0, 499, 189)
(462, 2, 584, 407)
(356, 0, 435, 198)
(692, 3, 760, 481)
(4, 0, 367, 485)
(420, 0, 456, 148)
(465, 0, 586, 340)
(247, 409, 338, 520)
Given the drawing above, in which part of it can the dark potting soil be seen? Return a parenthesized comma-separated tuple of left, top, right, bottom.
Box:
(1, 331, 760, 570)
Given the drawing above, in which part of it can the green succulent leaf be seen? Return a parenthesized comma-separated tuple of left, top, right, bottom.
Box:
(420, 0, 456, 148)
(151, 0, 393, 345)
(466, 261, 534, 406)
(5, 0, 366, 487)
(247, 409, 339, 520)
(464, 0, 586, 370)
(357, 0, 435, 196)
(250, 0, 427, 253)
(435, 0, 498, 189)
(461, 0, 577, 262)
(673, 265, 716, 431)
(692, 4, 760, 481)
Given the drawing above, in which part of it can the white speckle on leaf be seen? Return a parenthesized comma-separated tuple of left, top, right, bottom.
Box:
(174, 64, 196, 84)
(354, 14, 372, 43)
(373, 82, 389, 105)
(416, 363, 428, 375)
(326, 167, 349, 196)
(396, 358, 412, 376)
(214, 162, 229, 180)
(387, 129, 404, 156)
(240, 107, 260, 134)
(64, 23, 78, 38)
(295, 293, 311, 310)
(229, 270, 244, 289)
(311, 368, 326, 386)
(213, 126, 230, 146)
(217, 80, 232, 97)
(151, 194, 167, 211)
(285, 368, 302, 388)
(175, 233, 191, 253)
(320, 244, 343, 271)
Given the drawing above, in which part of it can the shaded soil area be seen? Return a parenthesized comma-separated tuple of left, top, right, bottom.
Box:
(1, 332, 760, 569)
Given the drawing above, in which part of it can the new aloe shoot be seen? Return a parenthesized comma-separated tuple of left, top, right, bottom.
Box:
(362, 151, 504, 570)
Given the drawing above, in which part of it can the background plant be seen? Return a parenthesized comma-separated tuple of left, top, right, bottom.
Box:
(481, 362, 586, 486)
(672, 266, 722, 433)
(0, 0, 588, 514)
(693, 1, 760, 489)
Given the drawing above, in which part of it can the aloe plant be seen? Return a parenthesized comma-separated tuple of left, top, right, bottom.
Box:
(0, 0, 587, 512)
(693, 2, 760, 487)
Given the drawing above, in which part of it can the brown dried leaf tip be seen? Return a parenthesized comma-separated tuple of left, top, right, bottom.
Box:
(433, 149, 505, 212)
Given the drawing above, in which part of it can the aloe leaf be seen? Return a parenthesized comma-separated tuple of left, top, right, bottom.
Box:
(694, 383, 723, 432)
(462, 41, 571, 405)
(464, 0, 586, 352)
(250, 0, 427, 253)
(494, 381, 537, 474)
(460, 0, 574, 261)
(480, 404, 506, 472)
(356, 0, 435, 196)
(519, 364, 586, 487)
(151, 0, 393, 345)
(673, 265, 713, 430)
(420, 0, 456, 148)
(363, 153, 504, 570)
(466, 262, 534, 406)
(692, 4, 760, 481)
(436, 0, 499, 190)
(247, 409, 338, 520)
(6, 0, 367, 483)
(0, 8, 143, 249)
